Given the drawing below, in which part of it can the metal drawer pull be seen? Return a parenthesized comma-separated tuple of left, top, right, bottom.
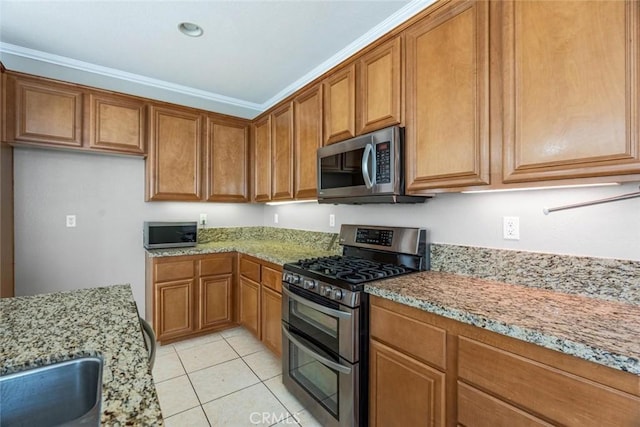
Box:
(282, 287, 352, 319)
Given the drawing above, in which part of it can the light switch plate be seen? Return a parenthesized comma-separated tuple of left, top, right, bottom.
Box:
(66, 215, 76, 228)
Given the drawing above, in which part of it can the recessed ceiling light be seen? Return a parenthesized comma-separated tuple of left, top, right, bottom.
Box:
(178, 22, 203, 37)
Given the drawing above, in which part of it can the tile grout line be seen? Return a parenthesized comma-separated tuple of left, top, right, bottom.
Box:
(157, 328, 309, 426)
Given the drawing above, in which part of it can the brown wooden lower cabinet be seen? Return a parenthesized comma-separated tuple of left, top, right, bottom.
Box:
(198, 274, 232, 330)
(369, 339, 445, 427)
(239, 254, 283, 356)
(146, 252, 235, 344)
(239, 276, 261, 337)
(156, 279, 194, 341)
(261, 286, 282, 357)
(369, 295, 640, 427)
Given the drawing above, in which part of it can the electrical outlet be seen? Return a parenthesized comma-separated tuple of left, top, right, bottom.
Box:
(503, 216, 520, 240)
(274, 213, 279, 224)
(329, 214, 335, 227)
(199, 213, 207, 226)
(66, 215, 76, 228)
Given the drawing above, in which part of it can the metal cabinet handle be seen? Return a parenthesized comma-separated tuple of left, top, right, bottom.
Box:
(282, 325, 352, 374)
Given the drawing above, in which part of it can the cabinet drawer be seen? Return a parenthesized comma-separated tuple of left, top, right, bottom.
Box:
(370, 302, 446, 370)
(200, 256, 233, 276)
(458, 337, 640, 426)
(457, 382, 552, 427)
(155, 260, 195, 282)
(240, 257, 261, 282)
(261, 266, 282, 293)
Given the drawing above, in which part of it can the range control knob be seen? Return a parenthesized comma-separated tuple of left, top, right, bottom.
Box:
(332, 289, 343, 300)
(302, 279, 317, 290)
(290, 274, 301, 285)
(323, 286, 333, 297)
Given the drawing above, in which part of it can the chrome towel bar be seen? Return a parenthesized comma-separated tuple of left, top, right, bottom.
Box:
(543, 186, 640, 215)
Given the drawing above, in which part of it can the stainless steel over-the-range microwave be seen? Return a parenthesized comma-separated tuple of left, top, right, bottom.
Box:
(143, 221, 197, 250)
(317, 126, 428, 204)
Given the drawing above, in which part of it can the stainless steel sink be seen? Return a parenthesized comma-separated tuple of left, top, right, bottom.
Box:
(0, 356, 103, 426)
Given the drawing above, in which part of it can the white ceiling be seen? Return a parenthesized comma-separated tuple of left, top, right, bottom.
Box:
(0, 0, 434, 118)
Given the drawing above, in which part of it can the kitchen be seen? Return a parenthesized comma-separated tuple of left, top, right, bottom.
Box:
(1, 0, 640, 426)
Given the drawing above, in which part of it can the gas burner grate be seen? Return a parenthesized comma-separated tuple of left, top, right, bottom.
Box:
(291, 256, 411, 284)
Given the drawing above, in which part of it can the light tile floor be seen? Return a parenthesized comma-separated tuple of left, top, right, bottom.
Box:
(153, 326, 322, 427)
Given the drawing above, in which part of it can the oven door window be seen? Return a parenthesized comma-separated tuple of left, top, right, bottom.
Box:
(288, 331, 342, 419)
(287, 289, 343, 355)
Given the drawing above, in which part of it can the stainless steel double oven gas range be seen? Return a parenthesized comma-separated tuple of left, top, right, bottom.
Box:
(281, 224, 429, 427)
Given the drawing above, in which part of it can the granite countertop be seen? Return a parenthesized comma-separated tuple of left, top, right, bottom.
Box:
(146, 239, 340, 265)
(0, 284, 163, 426)
(366, 271, 640, 375)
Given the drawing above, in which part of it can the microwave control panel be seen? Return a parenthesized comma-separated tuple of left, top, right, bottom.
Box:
(375, 142, 391, 183)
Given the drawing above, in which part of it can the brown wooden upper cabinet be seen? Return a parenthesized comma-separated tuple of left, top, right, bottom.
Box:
(405, 0, 490, 193)
(323, 63, 356, 145)
(357, 36, 402, 135)
(205, 116, 250, 202)
(252, 115, 272, 202)
(4, 73, 148, 156)
(88, 91, 146, 155)
(147, 105, 203, 201)
(271, 102, 294, 201)
(294, 84, 323, 199)
(500, 0, 640, 183)
(5, 74, 83, 147)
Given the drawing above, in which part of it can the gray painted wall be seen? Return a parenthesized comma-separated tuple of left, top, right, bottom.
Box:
(13, 147, 263, 313)
(13, 147, 640, 317)
(264, 182, 640, 261)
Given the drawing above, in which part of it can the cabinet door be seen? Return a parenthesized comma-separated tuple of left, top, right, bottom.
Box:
(357, 36, 402, 134)
(156, 279, 195, 341)
(271, 102, 294, 201)
(206, 117, 249, 202)
(199, 274, 232, 330)
(7, 75, 83, 147)
(501, 1, 640, 182)
(294, 85, 323, 199)
(88, 91, 146, 154)
(405, 0, 490, 191)
(323, 63, 356, 145)
(370, 339, 445, 427)
(252, 115, 272, 202)
(147, 105, 203, 201)
(261, 286, 282, 357)
(239, 277, 261, 338)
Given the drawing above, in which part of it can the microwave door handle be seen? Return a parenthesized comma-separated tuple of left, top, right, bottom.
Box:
(282, 287, 352, 319)
(282, 325, 352, 374)
(361, 143, 376, 189)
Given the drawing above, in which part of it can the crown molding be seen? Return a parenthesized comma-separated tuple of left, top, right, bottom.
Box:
(0, 0, 434, 117)
(0, 42, 263, 113)
(261, 0, 436, 110)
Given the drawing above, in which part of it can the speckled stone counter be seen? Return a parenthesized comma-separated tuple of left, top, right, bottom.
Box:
(0, 285, 163, 426)
(146, 226, 341, 264)
(146, 240, 340, 265)
(366, 271, 640, 375)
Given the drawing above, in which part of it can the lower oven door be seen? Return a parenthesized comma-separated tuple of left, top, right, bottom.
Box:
(281, 282, 359, 362)
(282, 324, 358, 427)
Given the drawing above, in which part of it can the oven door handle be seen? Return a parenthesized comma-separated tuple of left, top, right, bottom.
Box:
(282, 325, 352, 374)
(282, 287, 352, 319)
